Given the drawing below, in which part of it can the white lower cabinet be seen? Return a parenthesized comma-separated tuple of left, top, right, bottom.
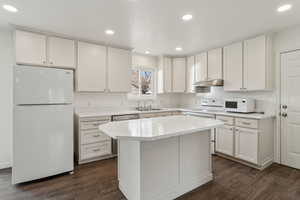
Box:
(216, 125, 234, 156)
(235, 127, 258, 164)
(216, 115, 274, 169)
(75, 116, 114, 164)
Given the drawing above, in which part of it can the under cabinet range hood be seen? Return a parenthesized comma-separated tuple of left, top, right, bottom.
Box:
(193, 79, 224, 93)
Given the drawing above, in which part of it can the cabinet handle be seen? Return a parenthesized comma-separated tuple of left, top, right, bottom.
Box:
(93, 134, 100, 138)
(93, 149, 101, 152)
(50, 61, 53, 64)
(42, 61, 46, 64)
(235, 128, 239, 132)
(242, 122, 251, 125)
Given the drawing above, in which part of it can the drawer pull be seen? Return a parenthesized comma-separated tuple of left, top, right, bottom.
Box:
(242, 122, 251, 125)
(93, 134, 100, 138)
(93, 149, 101, 152)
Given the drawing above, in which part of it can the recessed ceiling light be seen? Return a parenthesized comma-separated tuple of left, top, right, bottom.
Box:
(277, 4, 292, 12)
(105, 29, 115, 35)
(3, 4, 18, 13)
(145, 51, 150, 54)
(182, 14, 193, 21)
(175, 47, 183, 51)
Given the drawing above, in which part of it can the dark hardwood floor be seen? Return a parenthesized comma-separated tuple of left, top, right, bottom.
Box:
(1, 156, 299, 200)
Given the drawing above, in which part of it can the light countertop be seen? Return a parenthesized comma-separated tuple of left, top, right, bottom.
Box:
(98, 115, 224, 141)
(75, 107, 275, 120)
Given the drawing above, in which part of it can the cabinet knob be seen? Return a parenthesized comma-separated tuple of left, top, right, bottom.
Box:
(42, 61, 46, 64)
(50, 61, 53, 64)
(282, 105, 288, 109)
(281, 113, 288, 118)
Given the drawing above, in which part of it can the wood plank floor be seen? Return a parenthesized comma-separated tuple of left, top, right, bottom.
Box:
(1, 156, 300, 200)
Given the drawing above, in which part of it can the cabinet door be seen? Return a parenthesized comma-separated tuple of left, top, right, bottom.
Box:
(172, 58, 186, 93)
(107, 47, 131, 92)
(223, 42, 243, 91)
(216, 125, 234, 156)
(15, 30, 46, 66)
(243, 35, 266, 90)
(208, 48, 223, 80)
(235, 127, 258, 164)
(195, 52, 207, 82)
(77, 42, 106, 92)
(186, 56, 195, 93)
(164, 57, 172, 93)
(48, 37, 75, 69)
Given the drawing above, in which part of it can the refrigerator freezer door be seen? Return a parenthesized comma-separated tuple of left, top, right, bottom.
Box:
(13, 104, 74, 184)
(14, 66, 73, 105)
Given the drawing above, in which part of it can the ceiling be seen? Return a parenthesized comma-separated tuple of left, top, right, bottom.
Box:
(0, 0, 300, 55)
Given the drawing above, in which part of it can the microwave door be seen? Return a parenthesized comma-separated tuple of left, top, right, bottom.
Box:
(225, 101, 238, 109)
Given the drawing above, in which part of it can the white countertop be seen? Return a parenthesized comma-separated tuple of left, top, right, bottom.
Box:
(75, 107, 275, 120)
(98, 115, 224, 141)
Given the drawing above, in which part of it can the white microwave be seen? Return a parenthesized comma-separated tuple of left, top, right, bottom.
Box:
(224, 98, 255, 113)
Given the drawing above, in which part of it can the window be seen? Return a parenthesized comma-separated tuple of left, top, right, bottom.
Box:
(130, 67, 156, 98)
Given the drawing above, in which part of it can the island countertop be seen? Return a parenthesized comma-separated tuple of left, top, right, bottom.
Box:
(98, 115, 224, 141)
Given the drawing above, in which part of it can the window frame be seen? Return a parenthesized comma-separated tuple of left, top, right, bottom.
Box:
(128, 66, 157, 100)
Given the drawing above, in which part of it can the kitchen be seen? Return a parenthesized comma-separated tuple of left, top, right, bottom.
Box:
(1, 0, 300, 200)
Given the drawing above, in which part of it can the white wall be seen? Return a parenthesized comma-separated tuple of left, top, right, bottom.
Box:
(0, 28, 13, 169)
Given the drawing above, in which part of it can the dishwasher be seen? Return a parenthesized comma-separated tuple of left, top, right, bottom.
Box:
(111, 114, 140, 155)
(183, 112, 216, 154)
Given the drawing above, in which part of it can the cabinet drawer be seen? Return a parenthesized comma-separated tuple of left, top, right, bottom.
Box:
(236, 118, 258, 129)
(216, 116, 235, 125)
(80, 120, 110, 130)
(81, 130, 111, 145)
(81, 141, 112, 160)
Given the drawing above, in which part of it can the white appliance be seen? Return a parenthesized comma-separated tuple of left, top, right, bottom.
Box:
(13, 66, 74, 184)
(224, 98, 256, 113)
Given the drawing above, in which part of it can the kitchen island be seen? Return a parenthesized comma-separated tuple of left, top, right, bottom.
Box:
(99, 115, 224, 200)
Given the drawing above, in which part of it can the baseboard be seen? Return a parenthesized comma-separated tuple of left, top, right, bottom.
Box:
(0, 161, 11, 170)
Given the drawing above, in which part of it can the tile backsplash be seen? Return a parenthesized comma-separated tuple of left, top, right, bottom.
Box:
(178, 87, 277, 115)
(74, 93, 181, 109)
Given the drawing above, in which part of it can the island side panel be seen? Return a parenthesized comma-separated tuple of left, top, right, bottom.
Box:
(180, 130, 213, 193)
(139, 130, 212, 200)
(140, 137, 180, 200)
(118, 140, 141, 200)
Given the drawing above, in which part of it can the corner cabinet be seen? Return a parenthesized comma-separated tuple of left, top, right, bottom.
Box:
(107, 47, 131, 92)
(215, 115, 274, 170)
(172, 58, 186, 93)
(15, 30, 75, 69)
(76, 42, 107, 92)
(223, 35, 273, 91)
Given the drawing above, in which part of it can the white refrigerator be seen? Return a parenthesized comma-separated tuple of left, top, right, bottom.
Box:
(13, 65, 74, 184)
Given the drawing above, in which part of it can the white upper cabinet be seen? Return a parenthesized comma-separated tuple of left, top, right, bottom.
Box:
(207, 48, 223, 80)
(15, 30, 47, 66)
(195, 52, 207, 82)
(107, 47, 131, 92)
(223, 42, 243, 91)
(48, 36, 75, 69)
(186, 56, 195, 93)
(243, 35, 272, 91)
(172, 58, 186, 93)
(77, 42, 107, 92)
(164, 57, 173, 93)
